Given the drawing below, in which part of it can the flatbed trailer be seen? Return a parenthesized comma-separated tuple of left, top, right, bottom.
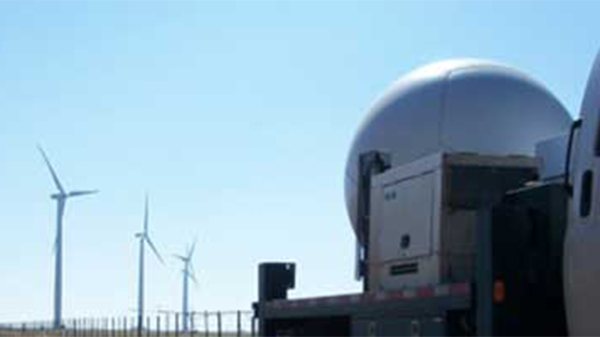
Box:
(255, 182, 569, 336)
(258, 282, 471, 336)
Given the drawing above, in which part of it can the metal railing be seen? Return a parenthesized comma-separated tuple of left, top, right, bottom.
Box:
(0, 310, 256, 337)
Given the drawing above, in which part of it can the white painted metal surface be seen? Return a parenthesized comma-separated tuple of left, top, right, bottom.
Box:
(380, 173, 434, 261)
(565, 50, 600, 336)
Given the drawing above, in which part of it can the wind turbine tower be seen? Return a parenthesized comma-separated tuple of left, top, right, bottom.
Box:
(135, 195, 163, 335)
(175, 239, 198, 332)
(38, 146, 98, 329)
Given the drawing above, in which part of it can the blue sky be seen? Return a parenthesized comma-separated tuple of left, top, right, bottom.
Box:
(0, 0, 598, 322)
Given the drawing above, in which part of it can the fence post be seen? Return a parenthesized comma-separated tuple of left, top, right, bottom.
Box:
(136, 315, 141, 337)
(204, 312, 209, 337)
(175, 313, 179, 337)
(237, 311, 241, 337)
(190, 312, 195, 337)
(156, 315, 161, 337)
(217, 312, 222, 337)
(251, 316, 256, 337)
(165, 314, 170, 334)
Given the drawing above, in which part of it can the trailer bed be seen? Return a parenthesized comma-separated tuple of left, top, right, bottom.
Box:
(257, 283, 472, 336)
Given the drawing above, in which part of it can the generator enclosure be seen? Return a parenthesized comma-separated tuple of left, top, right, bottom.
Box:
(368, 152, 538, 291)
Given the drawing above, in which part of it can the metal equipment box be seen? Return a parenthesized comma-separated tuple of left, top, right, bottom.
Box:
(368, 152, 538, 291)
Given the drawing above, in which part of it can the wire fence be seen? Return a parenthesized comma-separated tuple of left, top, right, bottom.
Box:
(0, 310, 256, 337)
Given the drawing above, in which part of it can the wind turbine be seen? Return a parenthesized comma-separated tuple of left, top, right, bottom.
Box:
(174, 239, 198, 332)
(135, 195, 163, 335)
(38, 146, 98, 329)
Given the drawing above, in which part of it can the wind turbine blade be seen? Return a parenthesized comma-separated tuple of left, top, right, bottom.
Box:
(68, 190, 99, 197)
(189, 263, 199, 285)
(38, 146, 65, 195)
(145, 236, 164, 265)
(189, 271, 198, 285)
(188, 238, 197, 259)
(173, 254, 187, 261)
(144, 195, 149, 234)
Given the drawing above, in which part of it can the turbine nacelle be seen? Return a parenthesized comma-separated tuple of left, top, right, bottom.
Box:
(50, 193, 66, 200)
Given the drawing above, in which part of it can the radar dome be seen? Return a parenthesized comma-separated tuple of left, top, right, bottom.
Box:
(345, 59, 572, 243)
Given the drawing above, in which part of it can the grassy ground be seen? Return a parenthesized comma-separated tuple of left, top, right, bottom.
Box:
(0, 329, 253, 337)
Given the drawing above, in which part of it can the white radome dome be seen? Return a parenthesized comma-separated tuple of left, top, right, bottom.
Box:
(345, 59, 572, 243)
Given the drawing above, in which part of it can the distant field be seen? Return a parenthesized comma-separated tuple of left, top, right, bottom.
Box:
(0, 329, 252, 337)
